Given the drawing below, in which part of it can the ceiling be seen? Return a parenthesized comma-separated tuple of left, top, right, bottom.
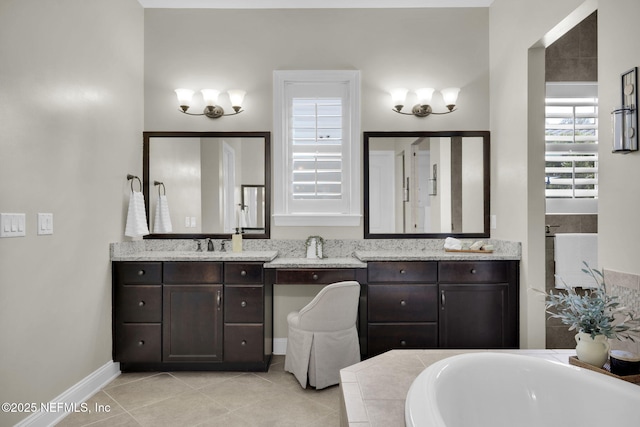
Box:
(137, 0, 494, 8)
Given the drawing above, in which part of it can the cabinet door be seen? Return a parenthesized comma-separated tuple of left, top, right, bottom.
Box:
(163, 284, 223, 362)
(439, 283, 510, 349)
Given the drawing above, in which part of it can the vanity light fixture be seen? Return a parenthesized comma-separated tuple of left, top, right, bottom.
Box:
(391, 87, 460, 117)
(175, 88, 246, 118)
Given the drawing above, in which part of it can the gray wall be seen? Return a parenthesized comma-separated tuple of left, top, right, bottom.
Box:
(0, 1, 144, 425)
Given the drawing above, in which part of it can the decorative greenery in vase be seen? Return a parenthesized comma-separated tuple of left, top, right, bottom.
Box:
(545, 262, 640, 341)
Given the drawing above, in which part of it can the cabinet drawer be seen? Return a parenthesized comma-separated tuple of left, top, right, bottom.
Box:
(115, 285, 162, 323)
(163, 262, 222, 284)
(225, 285, 263, 323)
(276, 269, 357, 284)
(368, 261, 437, 283)
(368, 284, 437, 322)
(114, 323, 161, 363)
(368, 323, 437, 356)
(224, 262, 264, 284)
(224, 324, 264, 362)
(439, 261, 509, 283)
(114, 262, 162, 284)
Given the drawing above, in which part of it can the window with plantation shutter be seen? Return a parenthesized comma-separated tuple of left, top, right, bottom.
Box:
(545, 82, 598, 214)
(273, 70, 361, 226)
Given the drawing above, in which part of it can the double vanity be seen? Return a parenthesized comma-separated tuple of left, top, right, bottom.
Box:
(111, 239, 520, 372)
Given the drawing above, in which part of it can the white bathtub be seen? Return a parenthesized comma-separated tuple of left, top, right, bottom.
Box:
(405, 352, 640, 427)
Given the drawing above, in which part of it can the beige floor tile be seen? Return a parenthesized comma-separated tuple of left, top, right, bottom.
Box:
(69, 412, 142, 427)
(104, 372, 163, 390)
(195, 412, 258, 427)
(198, 373, 281, 411)
(104, 373, 193, 411)
(364, 399, 405, 427)
(128, 390, 229, 427)
(57, 391, 124, 427)
(233, 391, 334, 427)
(169, 370, 244, 389)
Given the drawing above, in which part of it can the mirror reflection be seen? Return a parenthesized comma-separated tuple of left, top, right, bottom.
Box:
(364, 131, 489, 238)
(143, 131, 270, 238)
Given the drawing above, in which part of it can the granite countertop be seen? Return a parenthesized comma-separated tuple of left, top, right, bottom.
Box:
(354, 249, 521, 261)
(263, 257, 367, 269)
(111, 250, 279, 262)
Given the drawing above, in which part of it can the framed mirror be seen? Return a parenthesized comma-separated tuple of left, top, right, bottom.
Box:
(143, 131, 270, 239)
(364, 131, 489, 239)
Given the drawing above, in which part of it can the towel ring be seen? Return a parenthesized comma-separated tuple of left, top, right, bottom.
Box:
(127, 174, 142, 192)
(154, 181, 166, 196)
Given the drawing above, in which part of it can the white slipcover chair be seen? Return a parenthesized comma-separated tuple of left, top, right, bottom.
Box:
(284, 280, 361, 389)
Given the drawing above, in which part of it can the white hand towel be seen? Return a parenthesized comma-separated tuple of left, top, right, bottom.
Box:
(153, 194, 173, 233)
(554, 233, 598, 289)
(124, 191, 150, 237)
(444, 237, 462, 250)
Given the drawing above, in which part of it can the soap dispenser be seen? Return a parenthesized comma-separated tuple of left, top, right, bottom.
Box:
(232, 228, 243, 252)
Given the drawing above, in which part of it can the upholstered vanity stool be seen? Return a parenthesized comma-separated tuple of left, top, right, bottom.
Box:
(284, 281, 361, 389)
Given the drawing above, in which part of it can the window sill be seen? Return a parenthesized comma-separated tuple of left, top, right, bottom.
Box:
(273, 214, 361, 227)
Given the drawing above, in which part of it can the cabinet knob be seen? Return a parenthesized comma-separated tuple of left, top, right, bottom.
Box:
(400, 300, 407, 306)
(312, 274, 319, 280)
(241, 270, 247, 276)
(241, 340, 247, 346)
(400, 269, 406, 274)
(470, 268, 477, 274)
(400, 340, 407, 347)
(138, 340, 145, 346)
(138, 300, 145, 307)
(241, 301, 247, 308)
(137, 270, 145, 276)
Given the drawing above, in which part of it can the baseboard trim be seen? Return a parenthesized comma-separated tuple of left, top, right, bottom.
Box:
(15, 361, 120, 427)
(273, 338, 287, 355)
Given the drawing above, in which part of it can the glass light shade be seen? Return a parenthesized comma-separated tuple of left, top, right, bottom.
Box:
(391, 88, 408, 108)
(228, 90, 246, 108)
(174, 88, 194, 107)
(415, 88, 435, 106)
(201, 89, 220, 107)
(441, 87, 460, 107)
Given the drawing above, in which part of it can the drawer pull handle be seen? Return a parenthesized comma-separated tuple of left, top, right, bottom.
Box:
(137, 270, 145, 276)
(241, 270, 247, 276)
(138, 300, 145, 307)
(441, 291, 446, 307)
(241, 340, 247, 346)
(241, 301, 247, 308)
(400, 269, 406, 274)
(400, 300, 407, 306)
(217, 290, 222, 309)
(400, 340, 407, 347)
(312, 274, 319, 280)
(138, 340, 145, 346)
(471, 268, 477, 274)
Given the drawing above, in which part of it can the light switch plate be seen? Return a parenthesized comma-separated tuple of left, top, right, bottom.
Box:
(0, 213, 26, 237)
(38, 213, 53, 235)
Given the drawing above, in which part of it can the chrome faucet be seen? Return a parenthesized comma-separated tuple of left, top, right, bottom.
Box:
(221, 239, 230, 252)
(194, 239, 203, 252)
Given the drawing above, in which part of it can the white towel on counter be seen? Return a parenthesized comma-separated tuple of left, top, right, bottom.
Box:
(153, 194, 173, 233)
(554, 233, 598, 289)
(124, 191, 149, 237)
(444, 237, 462, 250)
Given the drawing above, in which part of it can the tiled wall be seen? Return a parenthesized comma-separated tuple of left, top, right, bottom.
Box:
(604, 269, 640, 356)
(545, 214, 598, 348)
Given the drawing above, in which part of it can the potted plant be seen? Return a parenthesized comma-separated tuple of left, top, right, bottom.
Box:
(545, 262, 640, 368)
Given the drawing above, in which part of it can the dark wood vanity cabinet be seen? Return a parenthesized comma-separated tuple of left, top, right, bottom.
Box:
(365, 260, 519, 357)
(366, 262, 439, 356)
(162, 262, 223, 362)
(113, 261, 271, 371)
(438, 261, 519, 349)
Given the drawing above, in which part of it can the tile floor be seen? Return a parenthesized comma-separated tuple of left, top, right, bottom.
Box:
(58, 356, 340, 427)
